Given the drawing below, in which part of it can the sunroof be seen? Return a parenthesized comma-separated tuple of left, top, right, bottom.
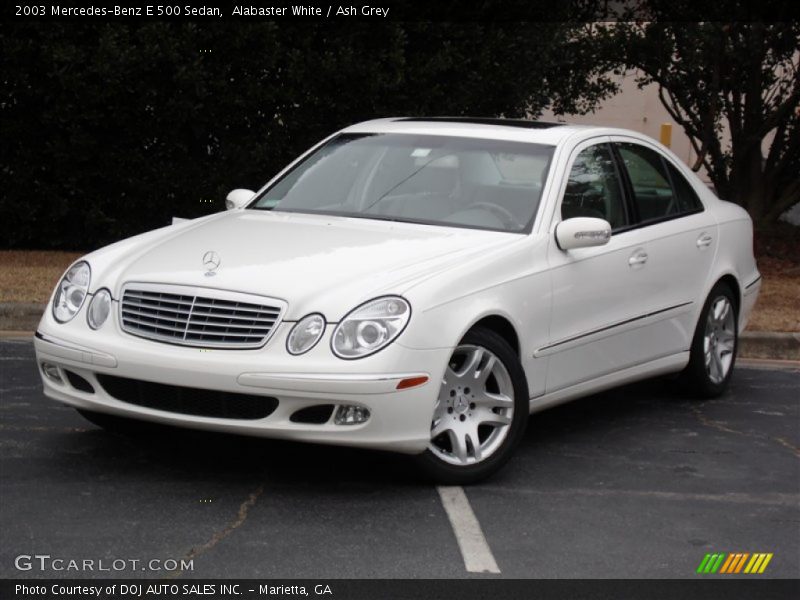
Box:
(395, 117, 565, 129)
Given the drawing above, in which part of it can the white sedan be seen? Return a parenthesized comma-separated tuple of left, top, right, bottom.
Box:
(34, 118, 761, 483)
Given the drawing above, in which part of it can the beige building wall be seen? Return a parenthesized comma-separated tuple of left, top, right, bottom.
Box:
(540, 70, 798, 223)
(539, 72, 713, 183)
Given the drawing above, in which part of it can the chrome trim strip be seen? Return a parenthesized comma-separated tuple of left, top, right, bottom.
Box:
(35, 331, 98, 354)
(237, 371, 431, 395)
(34, 331, 118, 368)
(245, 372, 429, 382)
(537, 301, 694, 354)
(745, 275, 762, 290)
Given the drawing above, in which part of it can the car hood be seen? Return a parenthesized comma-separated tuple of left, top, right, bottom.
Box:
(101, 210, 518, 320)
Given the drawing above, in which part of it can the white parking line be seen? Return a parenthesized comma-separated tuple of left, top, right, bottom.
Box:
(437, 486, 500, 574)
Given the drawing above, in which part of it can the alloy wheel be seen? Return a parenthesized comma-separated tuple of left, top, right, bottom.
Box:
(429, 344, 515, 466)
(704, 296, 736, 384)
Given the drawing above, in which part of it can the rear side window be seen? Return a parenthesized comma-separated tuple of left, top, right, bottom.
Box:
(617, 142, 703, 223)
(664, 160, 704, 213)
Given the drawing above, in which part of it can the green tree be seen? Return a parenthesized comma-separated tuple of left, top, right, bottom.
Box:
(587, 19, 799, 226)
(0, 20, 614, 250)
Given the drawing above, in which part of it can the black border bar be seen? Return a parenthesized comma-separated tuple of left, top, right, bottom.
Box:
(6, 0, 800, 23)
(3, 579, 800, 600)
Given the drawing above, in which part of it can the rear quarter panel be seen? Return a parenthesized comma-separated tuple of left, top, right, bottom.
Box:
(707, 199, 761, 332)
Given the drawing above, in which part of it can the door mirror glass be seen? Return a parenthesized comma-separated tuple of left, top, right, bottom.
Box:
(555, 217, 612, 250)
(225, 189, 255, 210)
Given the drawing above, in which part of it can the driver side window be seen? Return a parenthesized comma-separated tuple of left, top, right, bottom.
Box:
(562, 143, 628, 230)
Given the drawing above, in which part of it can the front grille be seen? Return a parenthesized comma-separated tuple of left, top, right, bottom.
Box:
(120, 284, 284, 348)
(96, 374, 278, 420)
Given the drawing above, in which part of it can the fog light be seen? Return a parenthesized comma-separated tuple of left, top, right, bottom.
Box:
(334, 405, 370, 425)
(42, 362, 62, 382)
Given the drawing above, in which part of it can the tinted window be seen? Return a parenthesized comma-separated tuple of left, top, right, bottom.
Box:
(617, 143, 678, 222)
(561, 143, 627, 230)
(664, 160, 703, 213)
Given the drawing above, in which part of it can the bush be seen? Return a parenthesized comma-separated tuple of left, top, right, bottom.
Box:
(0, 21, 612, 249)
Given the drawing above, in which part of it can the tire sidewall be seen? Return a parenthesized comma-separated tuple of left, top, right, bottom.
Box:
(687, 282, 739, 397)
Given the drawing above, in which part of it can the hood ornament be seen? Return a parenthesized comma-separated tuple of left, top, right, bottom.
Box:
(202, 251, 220, 276)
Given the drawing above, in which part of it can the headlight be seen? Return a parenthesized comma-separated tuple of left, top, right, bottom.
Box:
(332, 296, 411, 359)
(286, 313, 325, 355)
(52, 261, 91, 323)
(87, 288, 112, 330)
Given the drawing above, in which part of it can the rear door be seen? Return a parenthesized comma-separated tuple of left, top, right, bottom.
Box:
(611, 137, 718, 356)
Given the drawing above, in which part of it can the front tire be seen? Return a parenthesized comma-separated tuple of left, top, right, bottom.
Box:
(415, 326, 529, 484)
(682, 282, 738, 397)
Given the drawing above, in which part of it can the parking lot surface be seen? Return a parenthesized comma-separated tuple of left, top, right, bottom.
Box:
(1, 339, 798, 578)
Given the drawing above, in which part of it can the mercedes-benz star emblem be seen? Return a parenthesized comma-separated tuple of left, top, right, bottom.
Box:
(202, 251, 220, 276)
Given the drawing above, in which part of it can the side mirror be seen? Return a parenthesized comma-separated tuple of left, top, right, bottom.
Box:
(225, 189, 255, 210)
(555, 217, 612, 251)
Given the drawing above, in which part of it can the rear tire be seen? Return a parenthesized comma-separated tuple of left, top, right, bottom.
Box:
(414, 326, 529, 485)
(682, 282, 738, 398)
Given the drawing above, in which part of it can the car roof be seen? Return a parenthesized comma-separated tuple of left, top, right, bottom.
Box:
(342, 117, 600, 145)
(396, 116, 565, 129)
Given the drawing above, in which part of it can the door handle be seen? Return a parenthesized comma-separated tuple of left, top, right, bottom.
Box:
(628, 250, 648, 267)
(697, 233, 713, 248)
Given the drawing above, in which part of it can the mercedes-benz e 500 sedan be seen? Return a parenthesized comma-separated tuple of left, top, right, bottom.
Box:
(34, 117, 761, 482)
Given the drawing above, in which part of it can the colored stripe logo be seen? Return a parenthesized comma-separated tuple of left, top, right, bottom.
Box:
(697, 552, 773, 574)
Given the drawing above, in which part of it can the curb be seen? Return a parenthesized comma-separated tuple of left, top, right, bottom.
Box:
(739, 331, 800, 361)
(0, 302, 798, 360)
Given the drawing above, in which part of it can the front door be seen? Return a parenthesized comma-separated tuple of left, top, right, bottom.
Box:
(543, 139, 665, 392)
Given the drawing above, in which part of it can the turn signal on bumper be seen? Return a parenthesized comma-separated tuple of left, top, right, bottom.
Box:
(396, 376, 429, 390)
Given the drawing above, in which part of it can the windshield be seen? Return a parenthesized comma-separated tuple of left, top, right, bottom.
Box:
(250, 133, 555, 233)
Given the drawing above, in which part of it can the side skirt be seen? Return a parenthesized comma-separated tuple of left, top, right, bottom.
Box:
(528, 352, 690, 414)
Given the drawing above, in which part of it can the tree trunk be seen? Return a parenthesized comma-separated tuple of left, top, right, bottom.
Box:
(727, 142, 767, 221)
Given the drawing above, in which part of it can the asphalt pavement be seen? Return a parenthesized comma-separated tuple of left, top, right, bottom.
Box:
(1, 338, 798, 579)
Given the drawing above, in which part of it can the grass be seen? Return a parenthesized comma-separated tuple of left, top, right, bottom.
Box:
(0, 251, 82, 304)
(1, 237, 798, 331)
(748, 226, 800, 332)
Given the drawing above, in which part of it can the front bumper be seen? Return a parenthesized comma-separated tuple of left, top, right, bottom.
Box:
(33, 314, 449, 454)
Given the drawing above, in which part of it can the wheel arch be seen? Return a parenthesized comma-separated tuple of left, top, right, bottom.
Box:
(465, 314, 521, 357)
(683, 272, 741, 398)
(716, 273, 742, 313)
(694, 272, 743, 335)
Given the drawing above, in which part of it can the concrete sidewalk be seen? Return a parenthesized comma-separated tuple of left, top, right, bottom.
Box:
(2, 302, 798, 360)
